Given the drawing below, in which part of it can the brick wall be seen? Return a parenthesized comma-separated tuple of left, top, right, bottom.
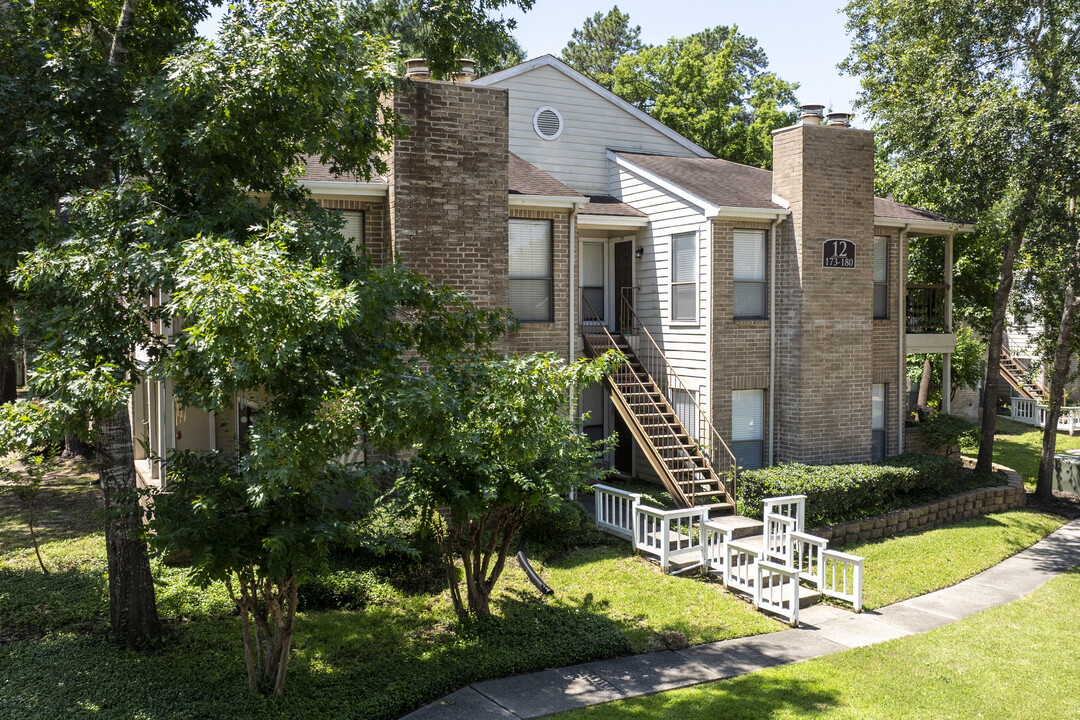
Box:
(389, 81, 510, 309)
(772, 123, 876, 464)
(504, 207, 571, 358)
(871, 225, 906, 457)
(317, 198, 389, 266)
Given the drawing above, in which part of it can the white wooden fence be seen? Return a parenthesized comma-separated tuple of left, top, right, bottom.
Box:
(634, 505, 707, 575)
(1011, 398, 1080, 436)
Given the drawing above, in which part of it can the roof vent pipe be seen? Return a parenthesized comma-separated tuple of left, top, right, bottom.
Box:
(826, 112, 853, 128)
(799, 104, 825, 125)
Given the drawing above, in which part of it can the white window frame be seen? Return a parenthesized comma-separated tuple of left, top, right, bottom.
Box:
(872, 383, 887, 462)
(670, 232, 699, 325)
(734, 229, 766, 320)
(509, 218, 554, 323)
(340, 209, 365, 251)
(580, 240, 606, 324)
(873, 235, 889, 319)
(732, 389, 765, 472)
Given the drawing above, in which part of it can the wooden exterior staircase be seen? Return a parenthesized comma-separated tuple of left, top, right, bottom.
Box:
(579, 290, 737, 518)
(1000, 345, 1047, 401)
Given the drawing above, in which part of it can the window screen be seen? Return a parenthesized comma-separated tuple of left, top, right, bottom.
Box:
(580, 242, 605, 322)
(510, 219, 553, 322)
(671, 233, 697, 322)
(732, 389, 764, 471)
(872, 383, 887, 462)
(341, 210, 364, 250)
(873, 236, 888, 319)
(734, 230, 766, 319)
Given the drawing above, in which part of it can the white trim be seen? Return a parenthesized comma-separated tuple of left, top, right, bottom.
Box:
(874, 216, 975, 234)
(609, 151, 720, 216)
(475, 55, 713, 158)
(716, 207, 790, 221)
(670, 231, 699, 325)
(532, 105, 564, 140)
(577, 214, 649, 229)
(509, 195, 585, 209)
(302, 180, 388, 198)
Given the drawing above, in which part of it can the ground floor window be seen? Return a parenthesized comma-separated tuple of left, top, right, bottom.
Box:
(872, 383, 887, 462)
(732, 389, 764, 471)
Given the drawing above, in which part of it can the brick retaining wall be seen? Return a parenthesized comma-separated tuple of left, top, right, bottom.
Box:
(811, 460, 1027, 546)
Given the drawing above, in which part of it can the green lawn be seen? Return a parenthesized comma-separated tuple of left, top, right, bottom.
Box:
(556, 565, 1080, 720)
(962, 416, 1080, 488)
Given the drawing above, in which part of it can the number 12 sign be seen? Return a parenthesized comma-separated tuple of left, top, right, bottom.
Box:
(822, 239, 856, 269)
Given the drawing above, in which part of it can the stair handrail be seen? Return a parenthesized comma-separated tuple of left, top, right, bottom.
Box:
(579, 292, 695, 507)
(1001, 344, 1045, 399)
(617, 287, 738, 509)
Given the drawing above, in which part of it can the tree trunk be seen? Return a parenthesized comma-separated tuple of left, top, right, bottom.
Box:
(0, 356, 15, 404)
(62, 429, 95, 460)
(96, 400, 161, 647)
(917, 355, 933, 407)
(976, 230, 1026, 472)
(108, 0, 141, 68)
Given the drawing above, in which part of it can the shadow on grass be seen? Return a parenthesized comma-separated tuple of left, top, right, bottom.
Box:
(0, 566, 107, 633)
(0, 468, 103, 552)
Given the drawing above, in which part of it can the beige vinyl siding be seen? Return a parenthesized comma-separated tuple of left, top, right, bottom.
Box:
(609, 162, 712, 426)
(487, 65, 698, 195)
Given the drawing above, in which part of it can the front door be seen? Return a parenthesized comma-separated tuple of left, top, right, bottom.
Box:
(614, 240, 634, 332)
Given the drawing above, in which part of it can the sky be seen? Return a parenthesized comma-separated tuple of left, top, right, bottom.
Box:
(198, 0, 863, 119)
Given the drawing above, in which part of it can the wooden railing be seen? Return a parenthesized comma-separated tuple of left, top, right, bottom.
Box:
(617, 287, 737, 508)
(906, 284, 949, 334)
(579, 292, 693, 507)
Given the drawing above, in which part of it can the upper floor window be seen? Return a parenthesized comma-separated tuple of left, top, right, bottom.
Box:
(510, 219, 553, 322)
(671, 233, 697, 322)
(734, 229, 766, 319)
(341, 210, 364, 250)
(874, 235, 888, 319)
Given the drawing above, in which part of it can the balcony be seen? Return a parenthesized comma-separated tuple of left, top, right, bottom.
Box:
(906, 284, 955, 354)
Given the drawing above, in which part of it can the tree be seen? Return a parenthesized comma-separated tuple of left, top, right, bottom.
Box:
(149, 229, 508, 694)
(907, 325, 987, 407)
(610, 25, 797, 168)
(561, 5, 642, 90)
(401, 352, 617, 618)
(5, 0, 532, 647)
(843, 0, 1080, 473)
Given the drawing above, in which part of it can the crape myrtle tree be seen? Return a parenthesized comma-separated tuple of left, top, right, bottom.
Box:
(149, 230, 509, 695)
(843, 0, 1080, 474)
(6, 0, 532, 649)
(400, 352, 619, 618)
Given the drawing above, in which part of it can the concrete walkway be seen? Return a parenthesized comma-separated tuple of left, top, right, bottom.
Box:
(402, 519, 1080, 720)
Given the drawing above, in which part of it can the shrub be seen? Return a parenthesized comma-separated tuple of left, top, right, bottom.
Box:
(737, 453, 1003, 527)
(914, 413, 979, 455)
(526, 496, 590, 542)
(298, 567, 401, 611)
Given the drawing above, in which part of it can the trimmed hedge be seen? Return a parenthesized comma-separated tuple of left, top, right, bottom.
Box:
(737, 453, 1004, 528)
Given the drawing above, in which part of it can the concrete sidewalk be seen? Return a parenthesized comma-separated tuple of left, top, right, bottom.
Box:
(403, 519, 1080, 720)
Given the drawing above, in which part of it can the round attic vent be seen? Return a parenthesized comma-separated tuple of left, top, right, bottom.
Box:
(533, 106, 563, 140)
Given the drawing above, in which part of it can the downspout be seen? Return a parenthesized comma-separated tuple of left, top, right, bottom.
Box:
(768, 215, 781, 466)
(898, 224, 910, 455)
(568, 203, 581, 363)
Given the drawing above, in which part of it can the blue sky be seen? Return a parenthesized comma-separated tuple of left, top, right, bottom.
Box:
(198, 1, 863, 117)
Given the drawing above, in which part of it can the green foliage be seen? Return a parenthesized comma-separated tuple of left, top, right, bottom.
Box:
(561, 6, 643, 90)
(738, 454, 1003, 527)
(913, 413, 979, 454)
(525, 496, 591, 543)
(906, 326, 987, 407)
(609, 25, 797, 168)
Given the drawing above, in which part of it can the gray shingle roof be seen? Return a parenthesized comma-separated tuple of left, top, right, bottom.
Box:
(301, 155, 387, 183)
(580, 195, 648, 217)
(509, 153, 585, 199)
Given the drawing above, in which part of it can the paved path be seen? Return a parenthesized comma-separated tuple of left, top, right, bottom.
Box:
(402, 519, 1080, 720)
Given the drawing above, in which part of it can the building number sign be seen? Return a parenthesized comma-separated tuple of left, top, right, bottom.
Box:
(822, 239, 856, 269)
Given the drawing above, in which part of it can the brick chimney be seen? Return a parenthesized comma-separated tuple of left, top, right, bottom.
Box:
(771, 117, 876, 464)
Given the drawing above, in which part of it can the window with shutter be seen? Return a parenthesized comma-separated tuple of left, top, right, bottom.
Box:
(872, 383, 887, 461)
(732, 389, 764, 471)
(671, 233, 697, 322)
(734, 230, 766, 319)
(510, 219, 553, 322)
(580, 242, 605, 322)
(874, 236, 888, 318)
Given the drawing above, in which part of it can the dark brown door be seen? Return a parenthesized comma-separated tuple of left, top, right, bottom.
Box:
(613, 407, 633, 474)
(614, 240, 634, 332)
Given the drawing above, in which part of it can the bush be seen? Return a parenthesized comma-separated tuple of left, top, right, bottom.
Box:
(298, 567, 401, 611)
(914, 413, 979, 454)
(737, 453, 1003, 528)
(527, 496, 590, 542)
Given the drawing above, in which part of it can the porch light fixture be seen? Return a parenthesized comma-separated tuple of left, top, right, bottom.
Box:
(634, 246, 644, 259)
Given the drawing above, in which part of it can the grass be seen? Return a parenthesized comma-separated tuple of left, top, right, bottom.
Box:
(555, 566, 1080, 720)
(841, 508, 1063, 609)
(962, 416, 1080, 488)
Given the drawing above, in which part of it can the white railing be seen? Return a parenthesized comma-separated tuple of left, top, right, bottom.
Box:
(763, 495, 806, 533)
(723, 538, 761, 595)
(820, 549, 864, 612)
(634, 505, 707, 574)
(1011, 399, 1080, 436)
(703, 521, 730, 575)
(764, 513, 796, 566)
(792, 530, 828, 585)
(594, 484, 641, 539)
(756, 559, 800, 626)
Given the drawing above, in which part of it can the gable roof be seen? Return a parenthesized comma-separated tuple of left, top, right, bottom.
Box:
(509, 152, 584, 199)
(473, 55, 714, 159)
(613, 151, 785, 212)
